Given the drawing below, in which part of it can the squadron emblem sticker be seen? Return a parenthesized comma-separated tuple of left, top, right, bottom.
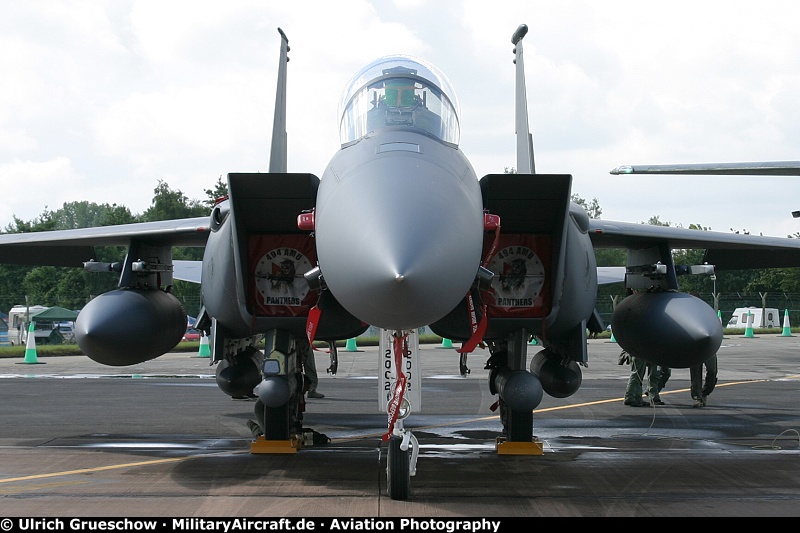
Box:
(486, 245, 545, 307)
(254, 248, 312, 306)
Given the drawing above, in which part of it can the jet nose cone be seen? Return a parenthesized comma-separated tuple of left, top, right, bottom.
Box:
(315, 157, 484, 330)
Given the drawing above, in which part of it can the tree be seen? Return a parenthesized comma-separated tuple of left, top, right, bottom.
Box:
(0, 183, 213, 314)
(49, 201, 135, 230)
(204, 176, 229, 208)
(568, 193, 622, 268)
(0, 202, 137, 310)
(571, 194, 602, 219)
(140, 180, 209, 222)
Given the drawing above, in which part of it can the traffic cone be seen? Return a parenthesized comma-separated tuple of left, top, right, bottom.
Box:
(744, 311, 755, 338)
(344, 338, 359, 351)
(198, 333, 211, 358)
(528, 336, 538, 345)
(22, 323, 43, 364)
(609, 327, 617, 343)
(440, 338, 453, 349)
(781, 309, 793, 337)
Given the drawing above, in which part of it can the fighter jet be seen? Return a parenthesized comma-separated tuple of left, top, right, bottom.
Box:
(610, 161, 800, 176)
(611, 161, 800, 228)
(4, 24, 800, 500)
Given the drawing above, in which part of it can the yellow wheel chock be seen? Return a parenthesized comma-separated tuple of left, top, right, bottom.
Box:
(250, 435, 302, 454)
(495, 437, 544, 456)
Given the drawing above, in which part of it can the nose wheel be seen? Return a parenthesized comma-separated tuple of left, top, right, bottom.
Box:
(386, 426, 418, 500)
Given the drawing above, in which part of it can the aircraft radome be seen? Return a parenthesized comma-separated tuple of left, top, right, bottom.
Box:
(3, 24, 800, 500)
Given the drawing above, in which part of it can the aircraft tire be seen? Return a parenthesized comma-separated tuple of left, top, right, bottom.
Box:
(263, 403, 289, 440)
(386, 436, 411, 500)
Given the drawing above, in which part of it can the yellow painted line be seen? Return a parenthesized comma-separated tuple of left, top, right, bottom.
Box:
(334, 378, 782, 439)
(2, 376, 793, 482)
(0, 456, 189, 484)
(0, 479, 88, 494)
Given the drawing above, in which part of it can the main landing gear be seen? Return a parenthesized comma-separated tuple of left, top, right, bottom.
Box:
(487, 329, 545, 455)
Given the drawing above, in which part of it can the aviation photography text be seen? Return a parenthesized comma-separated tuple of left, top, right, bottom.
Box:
(5, 518, 507, 533)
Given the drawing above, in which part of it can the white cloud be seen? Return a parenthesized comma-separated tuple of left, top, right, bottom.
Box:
(0, 157, 86, 224)
(0, 129, 38, 153)
(1, 1, 800, 237)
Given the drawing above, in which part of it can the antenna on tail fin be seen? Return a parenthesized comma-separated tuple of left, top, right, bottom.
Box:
(269, 28, 290, 173)
(512, 24, 535, 174)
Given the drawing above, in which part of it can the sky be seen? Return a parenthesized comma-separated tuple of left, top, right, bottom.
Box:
(2, 1, 800, 238)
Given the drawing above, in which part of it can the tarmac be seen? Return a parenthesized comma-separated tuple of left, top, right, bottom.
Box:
(0, 335, 798, 517)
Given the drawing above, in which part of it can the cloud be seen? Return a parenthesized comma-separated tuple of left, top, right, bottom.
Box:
(0, 157, 85, 224)
(2, 1, 800, 237)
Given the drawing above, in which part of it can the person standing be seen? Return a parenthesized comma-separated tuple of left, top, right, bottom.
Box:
(303, 340, 325, 399)
(622, 351, 647, 406)
(621, 350, 669, 406)
(690, 352, 718, 407)
(645, 364, 671, 405)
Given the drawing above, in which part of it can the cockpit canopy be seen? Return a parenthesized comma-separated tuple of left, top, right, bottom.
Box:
(338, 55, 461, 146)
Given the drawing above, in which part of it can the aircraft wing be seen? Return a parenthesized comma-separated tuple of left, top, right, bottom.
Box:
(173, 260, 203, 283)
(0, 217, 210, 267)
(589, 218, 800, 270)
(596, 266, 625, 284)
(610, 161, 800, 176)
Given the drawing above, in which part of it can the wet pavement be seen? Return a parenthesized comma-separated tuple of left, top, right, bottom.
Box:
(0, 336, 798, 516)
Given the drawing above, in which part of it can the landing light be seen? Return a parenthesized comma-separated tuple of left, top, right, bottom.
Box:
(611, 166, 633, 174)
(394, 398, 411, 420)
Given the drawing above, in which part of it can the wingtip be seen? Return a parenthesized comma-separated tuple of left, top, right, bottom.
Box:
(610, 165, 633, 175)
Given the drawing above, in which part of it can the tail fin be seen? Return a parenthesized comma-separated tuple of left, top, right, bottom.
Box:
(512, 24, 535, 174)
(269, 28, 290, 173)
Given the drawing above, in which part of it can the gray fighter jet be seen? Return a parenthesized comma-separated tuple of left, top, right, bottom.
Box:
(610, 161, 800, 176)
(3, 25, 800, 499)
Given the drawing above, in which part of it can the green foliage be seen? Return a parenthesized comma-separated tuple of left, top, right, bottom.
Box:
(50, 201, 135, 229)
(204, 177, 229, 208)
(595, 248, 625, 267)
(0, 180, 216, 315)
(570, 194, 602, 219)
(140, 180, 209, 222)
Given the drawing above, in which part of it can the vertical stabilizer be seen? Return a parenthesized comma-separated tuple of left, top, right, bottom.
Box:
(512, 24, 535, 174)
(269, 28, 290, 173)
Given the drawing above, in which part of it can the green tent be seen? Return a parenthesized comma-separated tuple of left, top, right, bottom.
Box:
(30, 306, 79, 322)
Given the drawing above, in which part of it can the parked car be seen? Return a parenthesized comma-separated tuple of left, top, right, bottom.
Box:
(182, 328, 201, 342)
(56, 322, 76, 343)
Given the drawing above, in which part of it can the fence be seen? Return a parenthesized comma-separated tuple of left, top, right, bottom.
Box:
(596, 292, 800, 329)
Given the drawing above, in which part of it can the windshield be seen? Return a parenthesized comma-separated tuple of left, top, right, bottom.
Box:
(338, 55, 461, 146)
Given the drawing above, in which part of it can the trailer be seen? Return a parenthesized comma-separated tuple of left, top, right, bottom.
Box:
(6, 305, 48, 345)
(726, 307, 780, 329)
